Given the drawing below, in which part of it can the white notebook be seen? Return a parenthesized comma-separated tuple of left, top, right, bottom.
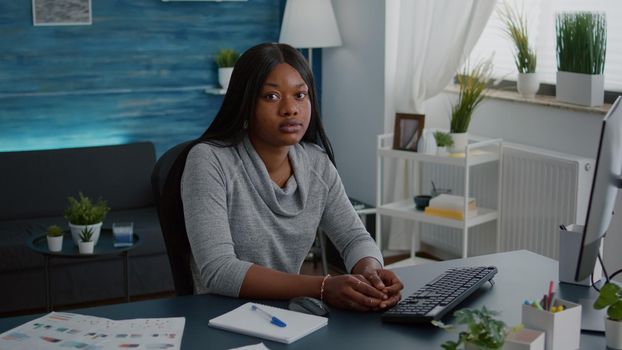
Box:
(209, 302, 328, 344)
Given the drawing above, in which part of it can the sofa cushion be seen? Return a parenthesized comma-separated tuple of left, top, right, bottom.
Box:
(0, 207, 165, 273)
(0, 142, 156, 220)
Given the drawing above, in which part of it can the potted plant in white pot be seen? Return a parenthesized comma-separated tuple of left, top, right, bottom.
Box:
(78, 227, 95, 254)
(499, 1, 538, 99)
(46, 225, 64, 252)
(556, 12, 607, 106)
(450, 59, 493, 154)
(214, 48, 240, 91)
(594, 282, 622, 349)
(434, 131, 453, 156)
(64, 192, 109, 246)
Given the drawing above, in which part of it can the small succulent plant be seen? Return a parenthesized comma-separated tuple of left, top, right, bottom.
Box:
(214, 48, 240, 68)
(434, 131, 454, 147)
(79, 227, 94, 243)
(47, 225, 63, 237)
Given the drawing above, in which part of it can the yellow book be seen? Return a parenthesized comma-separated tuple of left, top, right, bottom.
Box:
(424, 206, 478, 220)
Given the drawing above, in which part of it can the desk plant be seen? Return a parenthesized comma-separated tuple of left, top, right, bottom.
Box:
(434, 131, 453, 156)
(46, 225, 64, 252)
(450, 59, 493, 153)
(555, 12, 607, 106)
(594, 282, 622, 349)
(64, 192, 109, 246)
(215, 48, 240, 90)
(433, 306, 510, 350)
(498, 1, 538, 98)
(78, 227, 95, 254)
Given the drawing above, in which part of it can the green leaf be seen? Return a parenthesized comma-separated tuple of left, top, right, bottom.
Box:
(556, 12, 607, 74)
(64, 192, 110, 225)
(441, 341, 459, 350)
(594, 283, 622, 309)
(608, 300, 622, 322)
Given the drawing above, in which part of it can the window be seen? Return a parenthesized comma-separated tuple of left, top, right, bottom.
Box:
(469, 0, 622, 92)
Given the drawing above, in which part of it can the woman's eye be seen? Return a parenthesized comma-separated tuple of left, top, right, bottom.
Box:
(295, 92, 308, 100)
(264, 93, 279, 101)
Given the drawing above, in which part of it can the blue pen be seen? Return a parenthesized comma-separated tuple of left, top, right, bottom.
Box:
(251, 304, 287, 328)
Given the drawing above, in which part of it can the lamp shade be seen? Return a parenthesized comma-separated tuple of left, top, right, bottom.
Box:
(279, 0, 342, 49)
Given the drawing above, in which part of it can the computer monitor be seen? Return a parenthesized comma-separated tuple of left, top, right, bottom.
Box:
(575, 96, 622, 282)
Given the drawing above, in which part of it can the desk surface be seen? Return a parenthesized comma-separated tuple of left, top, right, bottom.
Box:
(0, 250, 605, 349)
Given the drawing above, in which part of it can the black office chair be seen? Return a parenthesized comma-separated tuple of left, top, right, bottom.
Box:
(151, 140, 195, 296)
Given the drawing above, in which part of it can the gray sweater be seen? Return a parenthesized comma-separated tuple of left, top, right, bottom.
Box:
(181, 136, 383, 297)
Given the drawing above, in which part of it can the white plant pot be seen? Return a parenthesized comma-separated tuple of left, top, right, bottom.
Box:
(218, 67, 233, 90)
(517, 73, 540, 99)
(449, 132, 468, 154)
(46, 235, 63, 252)
(69, 222, 102, 246)
(78, 241, 95, 254)
(436, 146, 449, 156)
(606, 318, 622, 349)
(556, 71, 604, 107)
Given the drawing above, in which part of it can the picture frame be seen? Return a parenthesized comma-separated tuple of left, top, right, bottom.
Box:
(393, 113, 425, 152)
(32, 0, 92, 26)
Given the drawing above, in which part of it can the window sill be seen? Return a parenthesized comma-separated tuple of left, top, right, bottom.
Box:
(444, 85, 610, 115)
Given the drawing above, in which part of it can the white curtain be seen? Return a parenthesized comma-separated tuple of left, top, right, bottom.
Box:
(384, 0, 496, 250)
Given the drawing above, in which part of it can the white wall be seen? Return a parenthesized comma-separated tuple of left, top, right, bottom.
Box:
(322, 1, 622, 278)
(321, 0, 385, 205)
(423, 93, 622, 279)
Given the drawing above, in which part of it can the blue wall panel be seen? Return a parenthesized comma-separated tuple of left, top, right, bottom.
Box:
(0, 0, 283, 157)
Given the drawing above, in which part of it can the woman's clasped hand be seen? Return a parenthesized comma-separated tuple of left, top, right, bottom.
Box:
(322, 258, 403, 311)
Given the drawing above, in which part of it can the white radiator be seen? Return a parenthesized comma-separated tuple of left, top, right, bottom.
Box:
(418, 142, 594, 260)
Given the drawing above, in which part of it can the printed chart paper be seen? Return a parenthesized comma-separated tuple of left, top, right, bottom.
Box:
(0, 312, 185, 350)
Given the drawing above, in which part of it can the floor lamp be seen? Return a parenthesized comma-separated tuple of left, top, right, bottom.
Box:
(278, 0, 342, 70)
(279, 0, 341, 275)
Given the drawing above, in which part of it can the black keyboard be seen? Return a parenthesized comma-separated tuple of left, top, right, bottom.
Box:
(382, 266, 498, 324)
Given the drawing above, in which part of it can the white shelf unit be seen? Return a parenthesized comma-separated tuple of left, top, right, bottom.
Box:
(375, 133, 503, 261)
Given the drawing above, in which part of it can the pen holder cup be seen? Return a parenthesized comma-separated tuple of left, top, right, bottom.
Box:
(504, 328, 545, 350)
(521, 299, 581, 350)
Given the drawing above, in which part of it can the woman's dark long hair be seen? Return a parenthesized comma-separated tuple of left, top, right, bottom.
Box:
(200, 42, 334, 163)
(158, 44, 335, 290)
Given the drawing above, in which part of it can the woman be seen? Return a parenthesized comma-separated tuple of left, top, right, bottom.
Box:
(171, 43, 402, 311)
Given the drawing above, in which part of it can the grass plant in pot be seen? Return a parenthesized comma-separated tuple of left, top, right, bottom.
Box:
(433, 306, 514, 350)
(594, 282, 622, 349)
(64, 192, 109, 246)
(499, 1, 538, 99)
(450, 59, 493, 154)
(214, 48, 240, 91)
(46, 225, 64, 252)
(434, 131, 453, 156)
(556, 12, 607, 106)
(78, 227, 95, 255)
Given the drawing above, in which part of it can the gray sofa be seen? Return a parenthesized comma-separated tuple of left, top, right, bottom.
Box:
(0, 142, 174, 315)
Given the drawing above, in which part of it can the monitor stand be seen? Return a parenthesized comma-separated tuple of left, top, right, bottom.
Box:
(558, 281, 606, 333)
(578, 298, 606, 332)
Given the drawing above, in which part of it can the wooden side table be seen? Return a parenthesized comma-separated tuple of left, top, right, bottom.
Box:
(27, 229, 141, 311)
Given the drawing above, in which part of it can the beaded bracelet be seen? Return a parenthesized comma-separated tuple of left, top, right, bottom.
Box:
(320, 274, 331, 301)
